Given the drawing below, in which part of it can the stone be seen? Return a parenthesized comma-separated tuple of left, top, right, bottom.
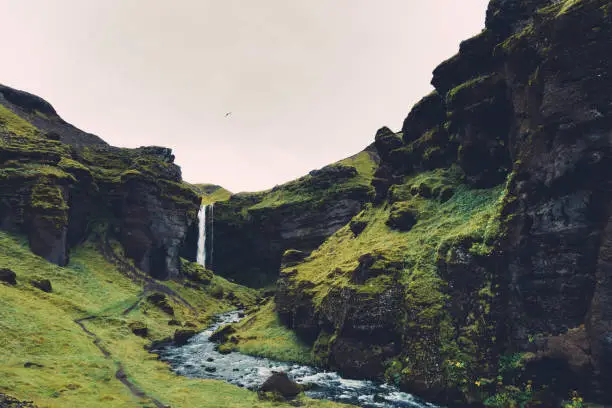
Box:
(173, 329, 197, 346)
(349, 220, 367, 236)
(209, 325, 236, 343)
(386, 202, 418, 231)
(280, 249, 308, 268)
(0, 269, 17, 285)
(258, 372, 301, 400)
(128, 322, 148, 338)
(30, 279, 52, 293)
(146, 293, 174, 315)
(23, 362, 44, 369)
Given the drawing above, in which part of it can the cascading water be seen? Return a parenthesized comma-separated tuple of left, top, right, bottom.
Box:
(196, 204, 208, 268)
(196, 203, 215, 269)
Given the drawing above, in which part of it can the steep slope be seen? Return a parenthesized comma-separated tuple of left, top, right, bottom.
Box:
(216, 0, 612, 406)
(0, 84, 107, 148)
(0, 84, 199, 279)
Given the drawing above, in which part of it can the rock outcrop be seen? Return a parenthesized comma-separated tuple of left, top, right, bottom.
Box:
(198, 149, 379, 287)
(271, 0, 612, 405)
(0, 84, 199, 279)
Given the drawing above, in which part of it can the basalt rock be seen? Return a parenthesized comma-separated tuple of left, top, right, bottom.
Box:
(0, 84, 199, 280)
(209, 160, 375, 286)
(258, 372, 301, 401)
(173, 329, 197, 345)
(0, 268, 17, 285)
(30, 279, 52, 293)
(273, 0, 612, 405)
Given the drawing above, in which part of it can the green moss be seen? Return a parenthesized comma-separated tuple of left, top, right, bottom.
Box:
(496, 24, 535, 54)
(447, 75, 493, 104)
(0, 231, 343, 407)
(538, 0, 584, 17)
(0, 105, 41, 138)
(191, 183, 233, 204)
(30, 182, 68, 212)
(219, 300, 314, 364)
(181, 258, 213, 285)
(58, 157, 91, 175)
(246, 150, 377, 211)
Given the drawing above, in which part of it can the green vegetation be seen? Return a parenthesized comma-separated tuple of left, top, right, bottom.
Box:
(539, 0, 584, 17)
(0, 105, 41, 138)
(280, 167, 508, 393)
(248, 150, 377, 210)
(0, 231, 347, 407)
(191, 183, 233, 204)
(218, 300, 314, 364)
(289, 167, 504, 290)
(447, 75, 493, 103)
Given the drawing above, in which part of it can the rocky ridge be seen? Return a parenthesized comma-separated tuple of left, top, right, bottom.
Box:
(0, 84, 199, 279)
(214, 0, 612, 405)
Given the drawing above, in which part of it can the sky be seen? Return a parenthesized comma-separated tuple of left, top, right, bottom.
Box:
(0, 1, 489, 193)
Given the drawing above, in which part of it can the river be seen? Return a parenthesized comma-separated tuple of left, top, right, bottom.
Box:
(154, 311, 441, 408)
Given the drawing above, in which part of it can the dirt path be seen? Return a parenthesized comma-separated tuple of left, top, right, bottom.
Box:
(74, 315, 168, 408)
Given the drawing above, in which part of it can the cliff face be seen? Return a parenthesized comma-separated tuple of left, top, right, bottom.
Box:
(0, 84, 199, 279)
(267, 0, 612, 405)
(198, 148, 379, 287)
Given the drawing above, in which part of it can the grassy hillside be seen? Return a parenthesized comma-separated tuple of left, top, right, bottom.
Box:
(0, 231, 349, 408)
(217, 300, 314, 365)
(221, 166, 506, 377)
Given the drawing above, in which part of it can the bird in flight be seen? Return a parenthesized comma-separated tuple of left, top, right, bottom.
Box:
(225, 112, 232, 117)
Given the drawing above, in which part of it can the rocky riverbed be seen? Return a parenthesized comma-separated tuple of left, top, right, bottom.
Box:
(154, 311, 441, 408)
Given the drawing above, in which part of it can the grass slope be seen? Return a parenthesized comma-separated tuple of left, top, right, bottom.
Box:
(218, 300, 314, 365)
(0, 232, 349, 408)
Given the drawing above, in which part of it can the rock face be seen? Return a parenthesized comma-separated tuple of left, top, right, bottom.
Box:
(204, 150, 378, 287)
(271, 0, 612, 405)
(0, 85, 199, 279)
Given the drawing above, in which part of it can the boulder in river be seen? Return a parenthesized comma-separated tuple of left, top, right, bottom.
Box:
(173, 329, 197, 345)
(258, 372, 301, 401)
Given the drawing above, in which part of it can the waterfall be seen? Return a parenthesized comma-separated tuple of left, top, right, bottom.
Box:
(196, 203, 215, 269)
(196, 204, 207, 267)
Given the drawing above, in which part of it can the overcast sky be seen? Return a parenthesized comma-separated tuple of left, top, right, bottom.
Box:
(0, 1, 489, 192)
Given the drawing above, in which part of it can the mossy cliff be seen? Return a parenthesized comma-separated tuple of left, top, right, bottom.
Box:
(214, 0, 612, 405)
(0, 84, 200, 279)
(193, 148, 379, 287)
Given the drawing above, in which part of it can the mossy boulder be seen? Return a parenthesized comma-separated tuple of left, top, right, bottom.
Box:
(173, 329, 197, 345)
(0, 268, 17, 285)
(386, 201, 418, 231)
(181, 258, 213, 285)
(30, 278, 52, 293)
(280, 249, 308, 268)
(128, 322, 148, 338)
(146, 292, 175, 315)
(258, 372, 301, 401)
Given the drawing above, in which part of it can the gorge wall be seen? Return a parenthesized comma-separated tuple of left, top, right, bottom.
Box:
(0, 85, 200, 279)
(211, 0, 612, 405)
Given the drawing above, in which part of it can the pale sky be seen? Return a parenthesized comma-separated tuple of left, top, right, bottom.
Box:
(0, 1, 489, 192)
